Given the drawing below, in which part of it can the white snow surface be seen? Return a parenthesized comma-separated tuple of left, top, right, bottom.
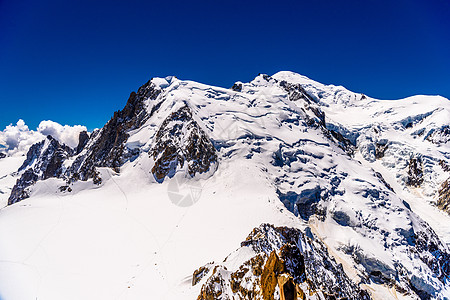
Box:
(0, 71, 449, 299)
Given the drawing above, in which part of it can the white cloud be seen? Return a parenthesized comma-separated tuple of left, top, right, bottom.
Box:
(37, 120, 87, 149)
(0, 119, 87, 156)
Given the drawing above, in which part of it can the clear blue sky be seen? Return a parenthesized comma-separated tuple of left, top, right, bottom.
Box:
(1, 0, 449, 131)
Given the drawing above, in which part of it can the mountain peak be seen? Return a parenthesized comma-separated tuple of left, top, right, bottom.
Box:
(272, 70, 315, 84)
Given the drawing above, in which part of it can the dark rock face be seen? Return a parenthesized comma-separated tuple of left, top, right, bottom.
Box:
(440, 160, 450, 172)
(67, 80, 162, 181)
(19, 135, 72, 176)
(280, 80, 325, 127)
(375, 140, 389, 159)
(332, 210, 352, 226)
(438, 161, 450, 214)
(426, 125, 450, 145)
(151, 105, 217, 182)
(279, 80, 317, 104)
(438, 178, 450, 214)
(324, 128, 354, 155)
(18, 139, 45, 172)
(406, 157, 424, 187)
(8, 170, 38, 205)
(231, 82, 243, 92)
(195, 224, 371, 300)
(8, 135, 72, 205)
(43, 146, 69, 180)
(0, 152, 5, 159)
(192, 264, 213, 286)
(75, 131, 89, 154)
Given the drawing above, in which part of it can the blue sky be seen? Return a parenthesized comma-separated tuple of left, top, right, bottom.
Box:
(1, 0, 449, 131)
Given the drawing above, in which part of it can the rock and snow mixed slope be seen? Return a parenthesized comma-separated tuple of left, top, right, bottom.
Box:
(0, 72, 449, 300)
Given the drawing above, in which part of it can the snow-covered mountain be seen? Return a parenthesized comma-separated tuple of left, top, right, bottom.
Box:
(0, 72, 449, 300)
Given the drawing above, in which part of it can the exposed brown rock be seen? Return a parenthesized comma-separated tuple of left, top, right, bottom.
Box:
(438, 178, 450, 213)
(192, 265, 211, 286)
(440, 160, 450, 172)
(261, 251, 286, 300)
(251, 254, 265, 276)
(278, 274, 300, 300)
(197, 266, 225, 300)
(197, 224, 371, 300)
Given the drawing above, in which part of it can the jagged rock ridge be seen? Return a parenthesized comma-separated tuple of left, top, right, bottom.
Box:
(8, 135, 72, 204)
(66, 79, 162, 182)
(151, 105, 217, 182)
(7, 80, 164, 203)
(438, 178, 450, 213)
(194, 224, 371, 300)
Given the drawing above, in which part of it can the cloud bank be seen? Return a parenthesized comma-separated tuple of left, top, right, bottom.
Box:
(0, 120, 87, 156)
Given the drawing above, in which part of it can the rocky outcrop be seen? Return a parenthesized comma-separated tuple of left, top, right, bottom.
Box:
(8, 170, 38, 205)
(231, 82, 243, 92)
(437, 178, 450, 214)
(8, 135, 72, 205)
(75, 131, 89, 154)
(375, 140, 389, 159)
(260, 251, 291, 300)
(195, 224, 371, 300)
(279, 80, 325, 127)
(151, 105, 217, 182)
(426, 125, 450, 145)
(0, 152, 5, 159)
(19, 139, 46, 172)
(323, 127, 354, 155)
(192, 264, 214, 286)
(440, 160, 450, 172)
(279, 80, 317, 105)
(406, 156, 424, 187)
